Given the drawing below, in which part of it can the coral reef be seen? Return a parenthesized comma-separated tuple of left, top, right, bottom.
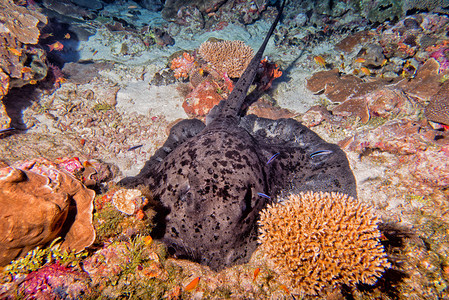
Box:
(0, 0, 47, 44)
(170, 52, 196, 79)
(0, 158, 95, 266)
(0, 0, 48, 117)
(170, 42, 282, 118)
(112, 188, 148, 215)
(258, 191, 390, 296)
(198, 40, 254, 78)
(18, 262, 92, 299)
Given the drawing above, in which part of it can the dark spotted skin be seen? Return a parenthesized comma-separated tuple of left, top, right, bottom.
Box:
(120, 0, 357, 271)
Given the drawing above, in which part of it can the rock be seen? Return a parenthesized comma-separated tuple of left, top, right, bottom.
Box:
(335, 31, 374, 53)
(70, 0, 103, 10)
(161, 0, 227, 22)
(356, 44, 386, 68)
(139, 0, 163, 11)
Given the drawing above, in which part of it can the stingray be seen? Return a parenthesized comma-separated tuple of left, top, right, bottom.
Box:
(121, 0, 356, 271)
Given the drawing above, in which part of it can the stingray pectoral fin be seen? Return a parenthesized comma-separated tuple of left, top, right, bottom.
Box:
(119, 119, 205, 187)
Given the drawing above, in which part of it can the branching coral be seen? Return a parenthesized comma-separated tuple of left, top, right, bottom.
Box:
(198, 40, 254, 78)
(258, 191, 390, 296)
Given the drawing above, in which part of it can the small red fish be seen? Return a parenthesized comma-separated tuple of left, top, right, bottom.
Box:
(48, 41, 64, 52)
(184, 276, 200, 292)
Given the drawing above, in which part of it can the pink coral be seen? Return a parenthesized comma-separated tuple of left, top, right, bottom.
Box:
(170, 52, 196, 79)
(19, 262, 92, 299)
(430, 48, 449, 72)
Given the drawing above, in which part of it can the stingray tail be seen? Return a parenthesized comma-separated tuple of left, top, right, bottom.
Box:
(220, 0, 286, 118)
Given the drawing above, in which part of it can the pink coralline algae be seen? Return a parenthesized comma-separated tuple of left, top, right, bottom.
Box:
(430, 48, 449, 72)
(18, 262, 92, 299)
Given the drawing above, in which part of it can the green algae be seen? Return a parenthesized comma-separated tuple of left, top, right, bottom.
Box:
(4, 238, 87, 275)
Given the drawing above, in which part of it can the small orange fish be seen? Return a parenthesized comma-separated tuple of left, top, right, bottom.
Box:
(313, 55, 326, 67)
(92, 50, 98, 56)
(29, 80, 37, 85)
(340, 62, 345, 69)
(128, 5, 138, 9)
(184, 276, 200, 292)
(360, 66, 371, 76)
(354, 57, 366, 63)
(48, 41, 64, 52)
(381, 58, 388, 67)
(136, 209, 145, 220)
(64, 33, 71, 39)
(253, 268, 260, 282)
(21, 66, 32, 73)
(352, 69, 360, 75)
(143, 235, 153, 245)
(7, 47, 21, 56)
(279, 284, 290, 294)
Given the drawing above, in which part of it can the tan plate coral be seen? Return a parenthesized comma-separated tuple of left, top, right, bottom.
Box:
(0, 159, 95, 266)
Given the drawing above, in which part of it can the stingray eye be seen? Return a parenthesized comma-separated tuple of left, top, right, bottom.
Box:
(178, 184, 191, 202)
(310, 150, 333, 162)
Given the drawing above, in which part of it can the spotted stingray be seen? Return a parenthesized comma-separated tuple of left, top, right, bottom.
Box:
(121, 0, 356, 271)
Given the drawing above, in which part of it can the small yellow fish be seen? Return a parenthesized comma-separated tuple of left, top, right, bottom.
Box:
(313, 55, 326, 67)
(354, 57, 366, 63)
(40, 33, 54, 39)
(7, 47, 21, 56)
(340, 62, 345, 69)
(29, 80, 37, 85)
(253, 268, 260, 282)
(381, 58, 388, 67)
(184, 276, 200, 292)
(92, 50, 98, 56)
(64, 33, 71, 39)
(360, 66, 371, 76)
(21, 66, 32, 73)
(340, 53, 345, 60)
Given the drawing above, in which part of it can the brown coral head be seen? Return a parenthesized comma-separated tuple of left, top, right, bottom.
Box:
(0, 168, 70, 266)
(258, 191, 390, 296)
(198, 40, 254, 78)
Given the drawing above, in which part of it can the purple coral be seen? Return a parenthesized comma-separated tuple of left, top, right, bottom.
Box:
(430, 48, 449, 72)
(19, 262, 91, 299)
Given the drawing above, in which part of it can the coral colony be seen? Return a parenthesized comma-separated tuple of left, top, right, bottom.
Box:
(1, 0, 449, 298)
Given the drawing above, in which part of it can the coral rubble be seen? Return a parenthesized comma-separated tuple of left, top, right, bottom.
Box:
(258, 191, 390, 296)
